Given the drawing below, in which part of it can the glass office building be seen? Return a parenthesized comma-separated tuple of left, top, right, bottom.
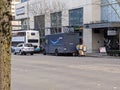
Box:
(21, 0, 28, 3)
(101, 0, 120, 22)
(101, 0, 120, 51)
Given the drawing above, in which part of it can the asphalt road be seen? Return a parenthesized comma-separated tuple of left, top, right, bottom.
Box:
(11, 54, 120, 90)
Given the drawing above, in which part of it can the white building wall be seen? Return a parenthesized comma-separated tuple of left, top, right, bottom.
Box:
(29, 17, 34, 29)
(15, 0, 101, 23)
(11, 0, 20, 16)
(83, 29, 93, 53)
(11, 0, 21, 30)
(83, 0, 101, 53)
(15, 2, 28, 20)
(45, 13, 51, 35)
(62, 10, 69, 27)
(15, 0, 102, 52)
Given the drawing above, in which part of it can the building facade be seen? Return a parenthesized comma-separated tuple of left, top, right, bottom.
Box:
(15, 0, 120, 53)
(84, 0, 120, 52)
(101, 0, 120, 51)
(11, 0, 21, 30)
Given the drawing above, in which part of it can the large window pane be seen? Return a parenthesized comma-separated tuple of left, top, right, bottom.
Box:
(21, 0, 28, 3)
(51, 12, 62, 27)
(101, 0, 120, 22)
(69, 8, 83, 26)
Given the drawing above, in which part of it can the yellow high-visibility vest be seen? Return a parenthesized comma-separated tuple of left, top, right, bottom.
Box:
(80, 45, 83, 50)
(83, 45, 87, 52)
(76, 44, 80, 50)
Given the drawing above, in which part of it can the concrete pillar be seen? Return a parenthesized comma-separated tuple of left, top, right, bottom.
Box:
(83, 28, 93, 53)
(83, 0, 101, 53)
(62, 10, 69, 27)
(45, 13, 51, 35)
(29, 17, 34, 29)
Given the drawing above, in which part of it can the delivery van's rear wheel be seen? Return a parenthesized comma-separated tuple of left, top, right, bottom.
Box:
(43, 49, 46, 55)
(55, 49, 59, 56)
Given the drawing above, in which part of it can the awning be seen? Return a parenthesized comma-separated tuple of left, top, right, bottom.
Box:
(84, 22, 120, 29)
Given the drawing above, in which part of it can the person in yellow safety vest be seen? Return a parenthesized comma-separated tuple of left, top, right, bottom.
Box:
(76, 43, 80, 51)
(83, 45, 87, 52)
(76, 44, 82, 56)
(76, 43, 80, 56)
(82, 45, 87, 56)
(76, 44, 87, 56)
(79, 45, 84, 56)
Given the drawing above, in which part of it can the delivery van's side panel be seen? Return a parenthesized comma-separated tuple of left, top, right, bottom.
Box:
(44, 33, 79, 54)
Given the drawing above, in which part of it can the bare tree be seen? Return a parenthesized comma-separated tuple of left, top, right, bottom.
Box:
(0, 0, 12, 90)
(34, 15, 45, 44)
(50, 1, 66, 33)
(29, 0, 49, 44)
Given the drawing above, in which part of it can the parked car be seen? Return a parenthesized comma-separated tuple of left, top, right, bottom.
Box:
(13, 43, 34, 55)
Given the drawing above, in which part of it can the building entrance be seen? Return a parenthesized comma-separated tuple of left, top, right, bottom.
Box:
(104, 29, 120, 51)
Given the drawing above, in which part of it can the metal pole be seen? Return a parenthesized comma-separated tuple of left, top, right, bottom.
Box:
(27, 0, 30, 30)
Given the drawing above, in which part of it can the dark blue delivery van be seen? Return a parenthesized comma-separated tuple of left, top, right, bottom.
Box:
(43, 33, 79, 55)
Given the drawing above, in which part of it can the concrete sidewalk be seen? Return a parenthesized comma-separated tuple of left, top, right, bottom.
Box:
(86, 53, 120, 59)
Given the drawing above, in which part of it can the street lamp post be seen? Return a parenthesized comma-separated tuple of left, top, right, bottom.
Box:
(27, 0, 30, 30)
